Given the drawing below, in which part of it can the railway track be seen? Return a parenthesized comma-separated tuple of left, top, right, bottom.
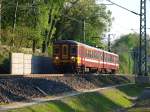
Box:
(0, 74, 65, 79)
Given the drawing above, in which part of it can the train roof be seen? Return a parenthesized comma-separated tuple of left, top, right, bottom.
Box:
(54, 40, 118, 56)
(54, 40, 78, 44)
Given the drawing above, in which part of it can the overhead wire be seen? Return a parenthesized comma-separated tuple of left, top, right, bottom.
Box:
(2, 0, 146, 34)
(105, 0, 140, 16)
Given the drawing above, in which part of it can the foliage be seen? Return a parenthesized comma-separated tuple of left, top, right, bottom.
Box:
(1, 26, 41, 48)
(55, 0, 112, 48)
(1, 0, 65, 52)
(1, 0, 112, 54)
(112, 33, 139, 74)
(128, 108, 150, 112)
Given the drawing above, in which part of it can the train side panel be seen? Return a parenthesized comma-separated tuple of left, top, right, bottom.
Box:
(103, 51, 119, 73)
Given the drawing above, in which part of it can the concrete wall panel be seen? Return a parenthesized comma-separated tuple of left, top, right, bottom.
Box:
(11, 53, 54, 75)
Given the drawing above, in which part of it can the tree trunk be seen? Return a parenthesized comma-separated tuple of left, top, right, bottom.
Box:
(32, 40, 36, 53)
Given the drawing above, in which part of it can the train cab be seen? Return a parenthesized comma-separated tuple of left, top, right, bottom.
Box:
(53, 40, 78, 72)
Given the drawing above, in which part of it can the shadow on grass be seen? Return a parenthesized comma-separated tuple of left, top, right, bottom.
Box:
(7, 100, 75, 112)
(61, 92, 125, 112)
(117, 84, 146, 97)
(26, 101, 75, 112)
(5, 92, 126, 112)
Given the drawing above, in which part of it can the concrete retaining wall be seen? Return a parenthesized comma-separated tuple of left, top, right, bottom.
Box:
(11, 53, 54, 75)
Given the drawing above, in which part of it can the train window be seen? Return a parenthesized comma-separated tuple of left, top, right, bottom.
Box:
(110, 56, 112, 62)
(95, 52, 97, 59)
(99, 53, 101, 59)
(70, 46, 76, 55)
(100, 53, 103, 60)
(94, 52, 97, 59)
(88, 50, 90, 58)
(96, 52, 98, 59)
(86, 50, 88, 57)
(105, 55, 108, 62)
(91, 51, 93, 58)
(54, 45, 59, 55)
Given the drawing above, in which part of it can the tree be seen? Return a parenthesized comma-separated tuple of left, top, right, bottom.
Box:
(112, 33, 139, 74)
(1, 0, 44, 51)
(54, 0, 112, 48)
(42, 0, 65, 53)
(1, 0, 112, 54)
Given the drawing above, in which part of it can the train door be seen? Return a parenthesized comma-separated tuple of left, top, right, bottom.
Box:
(62, 44, 69, 59)
(79, 45, 85, 65)
(99, 51, 103, 69)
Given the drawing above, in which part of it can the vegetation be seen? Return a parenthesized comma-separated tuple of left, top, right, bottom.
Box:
(111, 33, 150, 74)
(128, 108, 150, 112)
(4, 84, 147, 112)
(127, 99, 150, 112)
(112, 33, 139, 74)
(1, 0, 112, 53)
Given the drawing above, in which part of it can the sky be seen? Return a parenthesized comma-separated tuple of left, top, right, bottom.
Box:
(97, 0, 150, 39)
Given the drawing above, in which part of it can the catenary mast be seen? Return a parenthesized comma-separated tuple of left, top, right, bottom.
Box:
(138, 0, 147, 76)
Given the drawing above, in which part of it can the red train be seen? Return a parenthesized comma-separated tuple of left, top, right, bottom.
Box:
(53, 40, 119, 74)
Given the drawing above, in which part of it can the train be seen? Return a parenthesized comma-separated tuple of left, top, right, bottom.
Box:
(52, 40, 119, 74)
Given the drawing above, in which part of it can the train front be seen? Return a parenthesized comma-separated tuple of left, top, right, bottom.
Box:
(52, 40, 79, 73)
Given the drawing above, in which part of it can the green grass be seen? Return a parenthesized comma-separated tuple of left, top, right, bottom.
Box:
(127, 99, 150, 112)
(4, 84, 149, 112)
(117, 84, 146, 97)
(128, 108, 150, 112)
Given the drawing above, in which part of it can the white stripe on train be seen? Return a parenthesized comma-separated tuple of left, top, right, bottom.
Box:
(84, 58, 119, 66)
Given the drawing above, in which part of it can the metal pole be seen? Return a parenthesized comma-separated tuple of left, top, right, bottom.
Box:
(139, 0, 147, 76)
(144, 0, 147, 76)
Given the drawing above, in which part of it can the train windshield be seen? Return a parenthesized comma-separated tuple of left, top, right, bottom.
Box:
(54, 45, 60, 55)
(70, 45, 76, 55)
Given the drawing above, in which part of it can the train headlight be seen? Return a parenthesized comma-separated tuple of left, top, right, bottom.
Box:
(71, 56, 75, 59)
(71, 56, 76, 61)
(55, 56, 59, 60)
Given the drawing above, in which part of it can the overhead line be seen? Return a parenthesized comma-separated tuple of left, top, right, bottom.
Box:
(105, 0, 140, 16)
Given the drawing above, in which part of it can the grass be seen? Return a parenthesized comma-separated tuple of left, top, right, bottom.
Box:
(127, 99, 150, 112)
(128, 108, 150, 112)
(117, 84, 146, 97)
(4, 84, 149, 112)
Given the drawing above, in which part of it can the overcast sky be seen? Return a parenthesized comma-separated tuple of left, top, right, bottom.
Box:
(97, 0, 150, 39)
